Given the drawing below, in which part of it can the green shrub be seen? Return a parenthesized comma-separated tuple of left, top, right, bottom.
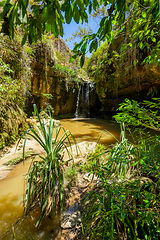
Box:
(82, 176, 160, 240)
(65, 163, 79, 187)
(82, 98, 160, 239)
(9, 135, 17, 144)
(80, 144, 107, 172)
(39, 104, 55, 119)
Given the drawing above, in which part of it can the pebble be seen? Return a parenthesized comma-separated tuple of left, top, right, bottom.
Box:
(61, 211, 81, 229)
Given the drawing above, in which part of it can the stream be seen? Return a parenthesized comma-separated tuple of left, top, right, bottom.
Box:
(0, 118, 120, 240)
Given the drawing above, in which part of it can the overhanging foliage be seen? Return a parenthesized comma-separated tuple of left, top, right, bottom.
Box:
(0, 0, 159, 66)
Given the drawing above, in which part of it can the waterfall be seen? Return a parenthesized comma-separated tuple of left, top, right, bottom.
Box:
(85, 83, 90, 118)
(75, 84, 81, 118)
(75, 81, 95, 118)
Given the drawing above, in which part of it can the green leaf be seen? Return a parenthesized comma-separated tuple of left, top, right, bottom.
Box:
(22, 33, 27, 46)
(144, 22, 149, 32)
(139, 32, 143, 41)
(145, 30, 150, 36)
(151, 37, 156, 42)
(22, 0, 29, 8)
(151, 29, 154, 36)
(133, 60, 137, 66)
(65, 3, 72, 24)
(45, 23, 51, 33)
(69, 55, 78, 63)
(80, 54, 85, 67)
(89, 39, 98, 53)
(28, 32, 33, 44)
(88, 1, 92, 14)
(73, 39, 84, 51)
(81, 40, 87, 54)
(57, 17, 64, 37)
(100, 16, 107, 27)
(0, 1, 6, 7)
(140, 159, 145, 164)
(139, 42, 144, 50)
(73, 4, 80, 23)
(51, 21, 59, 37)
(142, 11, 146, 18)
(76, 0, 84, 11)
(0, 3, 12, 20)
(47, 7, 56, 25)
(93, 0, 99, 10)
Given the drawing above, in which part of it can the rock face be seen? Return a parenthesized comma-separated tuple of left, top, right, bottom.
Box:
(0, 101, 28, 149)
(25, 38, 79, 116)
(31, 68, 78, 116)
(97, 65, 160, 113)
(25, 37, 101, 117)
(86, 37, 160, 114)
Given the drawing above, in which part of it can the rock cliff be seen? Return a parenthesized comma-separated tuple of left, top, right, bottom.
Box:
(86, 38, 160, 114)
(26, 37, 85, 116)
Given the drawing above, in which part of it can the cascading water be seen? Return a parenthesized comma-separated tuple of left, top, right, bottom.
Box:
(85, 83, 90, 117)
(75, 84, 81, 118)
(75, 81, 95, 118)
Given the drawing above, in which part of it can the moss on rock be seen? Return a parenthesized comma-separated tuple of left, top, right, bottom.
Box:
(0, 101, 28, 149)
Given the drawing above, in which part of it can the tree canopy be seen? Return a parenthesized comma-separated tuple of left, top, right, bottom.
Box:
(0, 0, 159, 66)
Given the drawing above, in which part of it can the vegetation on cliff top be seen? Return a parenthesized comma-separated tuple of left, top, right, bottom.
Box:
(0, 31, 88, 109)
(0, 29, 87, 147)
(0, 0, 159, 107)
(85, 0, 159, 103)
(1, 0, 159, 67)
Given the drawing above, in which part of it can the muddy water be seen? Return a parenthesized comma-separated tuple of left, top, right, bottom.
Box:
(0, 118, 120, 240)
(60, 118, 120, 145)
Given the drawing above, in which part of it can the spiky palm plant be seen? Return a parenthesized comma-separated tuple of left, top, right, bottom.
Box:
(19, 104, 77, 226)
(106, 124, 135, 179)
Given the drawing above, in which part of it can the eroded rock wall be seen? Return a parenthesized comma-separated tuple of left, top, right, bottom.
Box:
(87, 37, 160, 114)
(26, 39, 80, 116)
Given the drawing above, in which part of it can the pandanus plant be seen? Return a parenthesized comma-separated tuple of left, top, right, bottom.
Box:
(19, 104, 77, 227)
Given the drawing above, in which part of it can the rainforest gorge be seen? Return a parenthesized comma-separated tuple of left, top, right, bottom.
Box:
(0, 0, 160, 239)
(0, 32, 99, 147)
(0, 0, 159, 147)
(0, 31, 159, 147)
(0, 21, 159, 146)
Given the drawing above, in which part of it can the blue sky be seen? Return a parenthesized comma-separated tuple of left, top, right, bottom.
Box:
(62, 4, 111, 57)
(62, 17, 100, 57)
